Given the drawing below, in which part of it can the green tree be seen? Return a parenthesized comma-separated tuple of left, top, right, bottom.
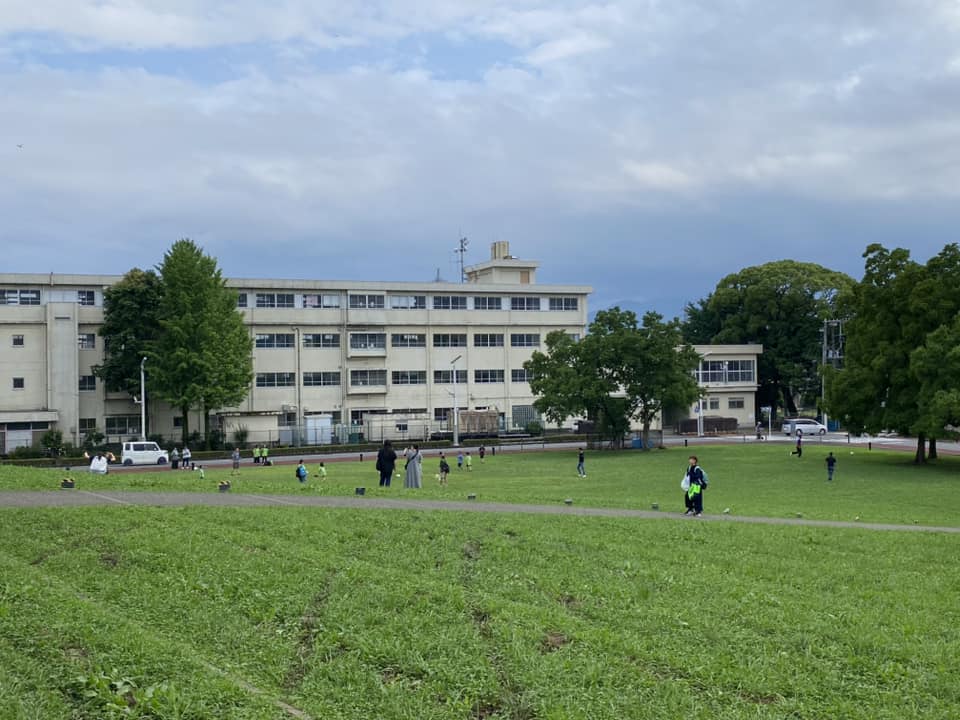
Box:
(825, 244, 960, 463)
(93, 268, 162, 398)
(150, 239, 252, 446)
(525, 308, 699, 448)
(684, 260, 854, 416)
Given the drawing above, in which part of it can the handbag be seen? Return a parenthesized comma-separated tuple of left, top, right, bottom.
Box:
(680, 474, 690, 491)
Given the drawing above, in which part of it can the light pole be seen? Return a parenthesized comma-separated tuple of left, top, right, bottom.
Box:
(451, 354, 462, 447)
(697, 352, 713, 438)
(139, 357, 147, 441)
(291, 326, 302, 447)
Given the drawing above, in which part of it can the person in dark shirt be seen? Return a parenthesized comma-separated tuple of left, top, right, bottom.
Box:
(825, 452, 836, 481)
(577, 448, 586, 478)
(683, 455, 707, 517)
(791, 429, 803, 457)
(376, 440, 397, 487)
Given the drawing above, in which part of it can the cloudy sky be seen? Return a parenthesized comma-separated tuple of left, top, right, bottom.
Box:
(3, 1, 960, 317)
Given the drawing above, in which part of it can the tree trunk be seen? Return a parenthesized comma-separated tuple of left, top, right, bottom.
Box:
(181, 404, 190, 446)
(203, 402, 211, 450)
(642, 422, 651, 451)
(928, 437, 938, 460)
(914, 433, 927, 464)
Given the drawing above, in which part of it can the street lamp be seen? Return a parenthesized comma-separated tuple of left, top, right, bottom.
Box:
(291, 326, 302, 447)
(139, 357, 147, 440)
(451, 354, 462, 447)
(697, 352, 713, 438)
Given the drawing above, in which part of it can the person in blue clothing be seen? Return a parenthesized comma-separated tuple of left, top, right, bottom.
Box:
(296, 459, 308, 483)
(683, 455, 707, 517)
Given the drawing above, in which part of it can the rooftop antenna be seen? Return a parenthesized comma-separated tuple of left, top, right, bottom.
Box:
(456, 236, 469, 283)
(434, 267, 442, 282)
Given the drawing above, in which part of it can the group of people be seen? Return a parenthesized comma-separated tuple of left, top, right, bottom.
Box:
(295, 460, 327, 483)
(251, 445, 271, 465)
(169, 446, 193, 470)
(374, 441, 495, 489)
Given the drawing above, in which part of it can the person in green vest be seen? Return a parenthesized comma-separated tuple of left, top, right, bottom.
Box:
(253, 445, 261, 464)
(262, 445, 270, 466)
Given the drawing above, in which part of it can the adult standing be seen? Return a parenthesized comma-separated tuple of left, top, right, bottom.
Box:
(253, 445, 261, 464)
(376, 440, 397, 487)
(791, 429, 803, 457)
(683, 455, 707, 517)
(182, 445, 192, 469)
(231, 447, 241, 476)
(262, 445, 270, 466)
(404, 444, 422, 489)
(825, 452, 837, 482)
(170, 446, 180, 470)
(577, 447, 586, 478)
(756, 422, 764, 440)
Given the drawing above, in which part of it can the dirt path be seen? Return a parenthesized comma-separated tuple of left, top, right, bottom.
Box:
(1, 490, 957, 534)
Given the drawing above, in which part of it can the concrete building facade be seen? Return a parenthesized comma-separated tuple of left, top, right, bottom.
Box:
(0, 243, 592, 450)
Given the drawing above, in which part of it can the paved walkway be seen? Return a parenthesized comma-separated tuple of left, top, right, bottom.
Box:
(1, 490, 957, 534)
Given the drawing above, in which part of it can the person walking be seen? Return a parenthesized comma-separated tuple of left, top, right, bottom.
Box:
(791, 429, 803, 457)
(825, 452, 837, 482)
(438, 453, 450, 486)
(465, 451, 473, 471)
(404, 444, 422, 489)
(457, 451, 464, 470)
(296, 459, 308, 483)
(478, 445, 486, 463)
(317, 462, 327, 480)
(577, 447, 586, 478)
(231, 447, 241, 476)
(683, 455, 707, 517)
(376, 440, 397, 487)
(756, 422, 764, 440)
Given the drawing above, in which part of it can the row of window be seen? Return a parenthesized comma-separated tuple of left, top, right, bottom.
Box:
(10, 333, 97, 349)
(703, 397, 746, 410)
(239, 293, 579, 312)
(255, 368, 530, 388)
(10, 376, 98, 391)
(697, 360, 756, 383)
(255, 332, 548, 350)
(1, 290, 96, 306)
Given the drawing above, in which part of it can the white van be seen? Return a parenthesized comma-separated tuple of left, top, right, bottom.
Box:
(121, 441, 169, 466)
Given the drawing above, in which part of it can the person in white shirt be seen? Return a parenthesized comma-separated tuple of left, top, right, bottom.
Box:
(89, 452, 109, 474)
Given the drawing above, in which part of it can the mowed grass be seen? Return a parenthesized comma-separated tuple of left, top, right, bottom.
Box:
(3, 444, 960, 526)
(0, 506, 958, 719)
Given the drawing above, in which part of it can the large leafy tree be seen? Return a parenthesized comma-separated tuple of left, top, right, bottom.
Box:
(525, 308, 699, 448)
(827, 243, 960, 462)
(150, 239, 252, 445)
(93, 269, 162, 432)
(684, 260, 854, 416)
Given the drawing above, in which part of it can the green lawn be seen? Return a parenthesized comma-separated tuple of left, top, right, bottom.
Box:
(3, 444, 959, 526)
(1, 506, 958, 719)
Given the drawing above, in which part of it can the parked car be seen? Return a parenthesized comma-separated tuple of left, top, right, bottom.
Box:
(783, 418, 828, 436)
(121, 441, 169, 466)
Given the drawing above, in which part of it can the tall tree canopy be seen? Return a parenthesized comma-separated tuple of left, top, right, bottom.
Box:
(526, 308, 699, 448)
(150, 239, 253, 444)
(683, 260, 854, 416)
(93, 268, 162, 427)
(826, 243, 960, 462)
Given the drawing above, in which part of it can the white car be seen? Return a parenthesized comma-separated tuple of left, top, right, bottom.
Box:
(783, 418, 828, 436)
(121, 441, 169, 466)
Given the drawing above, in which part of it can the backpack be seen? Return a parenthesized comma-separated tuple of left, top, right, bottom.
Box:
(697, 466, 709, 488)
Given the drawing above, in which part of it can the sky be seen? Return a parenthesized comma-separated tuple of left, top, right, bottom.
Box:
(3, 1, 960, 319)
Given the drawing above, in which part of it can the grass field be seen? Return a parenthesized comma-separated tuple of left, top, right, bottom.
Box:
(2, 447, 959, 719)
(3, 444, 960, 526)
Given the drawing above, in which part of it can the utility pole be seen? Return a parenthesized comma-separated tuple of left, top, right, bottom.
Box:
(456, 237, 469, 283)
(451, 354, 462, 446)
(139, 357, 147, 440)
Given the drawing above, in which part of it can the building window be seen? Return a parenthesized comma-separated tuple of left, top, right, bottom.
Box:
(77, 290, 96, 306)
(511, 296, 541, 311)
(708, 398, 720, 410)
(12, 335, 24, 347)
(255, 293, 294, 308)
(433, 369, 467, 384)
(303, 333, 339, 348)
(350, 369, 387, 386)
(12, 377, 24, 390)
(728, 397, 745, 409)
(726, 360, 755, 383)
(699, 361, 728, 384)
(474, 333, 504, 347)
(392, 370, 427, 385)
(255, 372, 295, 387)
(105, 415, 141, 436)
(475, 369, 505, 384)
(390, 295, 426, 309)
(303, 294, 341, 308)
(78, 333, 96, 350)
(303, 371, 341, 386)
(433, 333, 467, 348)
(236, 293, 248, 308)
(433, 296, 468, 310)
(350, 333, 386, 350)
(78, 375, 96, 392)
(474, 296, 502, 311)
(511, 369, 529, 383)
(173, 416, 183, 428)
(349, 294, 385, 309)
(392, 333, 426, 348)
(1, 289, 41, 306)
(510, 333, 540, 347)
(255, 333, 295, 348)
(567, 333, 581, 342)
(79, 417, 97, 432)
(549, 297, 578, 311)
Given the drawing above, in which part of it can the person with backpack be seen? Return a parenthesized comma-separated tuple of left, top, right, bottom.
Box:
(296, 460, 308, 483)
(682, 455, 708, 517)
